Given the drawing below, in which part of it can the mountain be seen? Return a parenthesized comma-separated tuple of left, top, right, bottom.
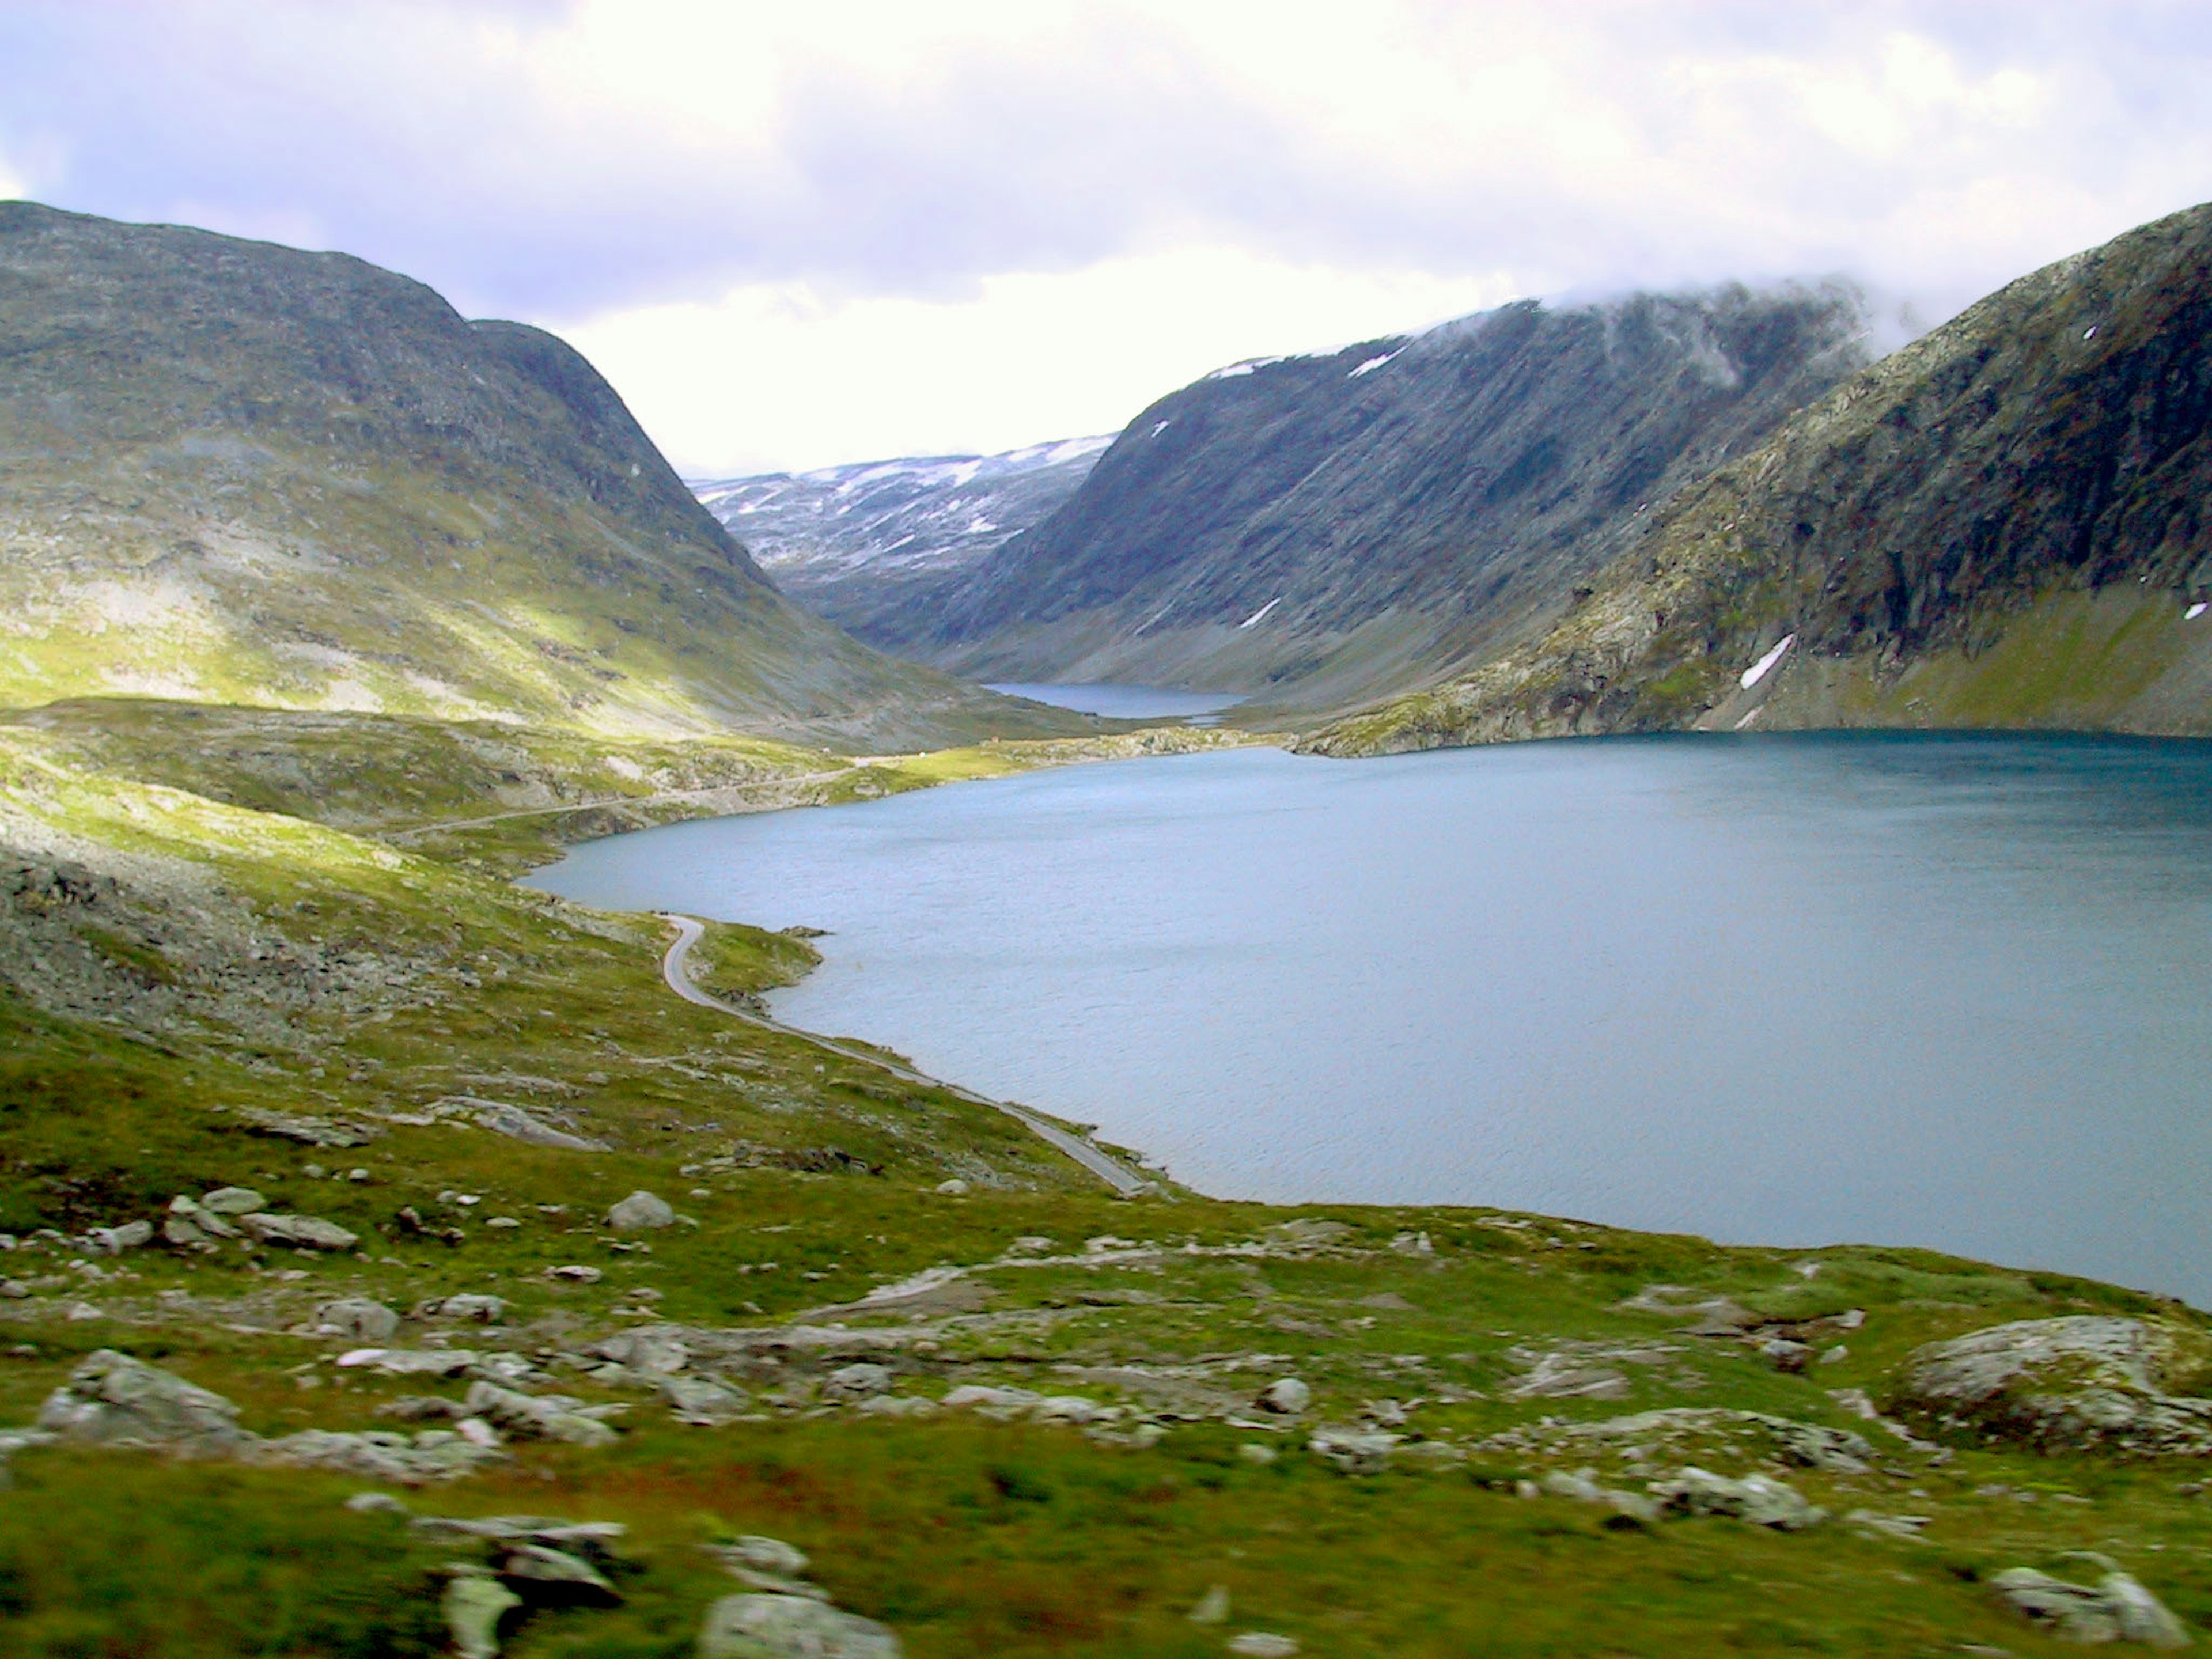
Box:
(1306, 202, 2212, 756)
(0, 202, 1086, 749)
(691, 436, 1110, 647)
(877, 285, 1874, 714)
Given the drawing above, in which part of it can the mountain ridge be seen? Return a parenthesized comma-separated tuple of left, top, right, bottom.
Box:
(1304, 200, 2212, 755)
(869, 282, 1876, 715)
(0, 202, 1086, 749)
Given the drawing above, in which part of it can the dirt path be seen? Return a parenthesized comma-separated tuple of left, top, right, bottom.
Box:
(657, 912, 1151, 1195)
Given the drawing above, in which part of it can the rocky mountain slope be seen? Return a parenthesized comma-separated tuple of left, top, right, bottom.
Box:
(1308, 202, 2212, 756)
(885, 285, 1874, 714)
(691, 437, 1109, 647)
(0, 203, 1084, 750)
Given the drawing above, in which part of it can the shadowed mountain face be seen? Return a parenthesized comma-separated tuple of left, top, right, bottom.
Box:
(881, 285, 1872, 714)
(1305, 201, 2212, 757)
(0, 203, 1084, 748)
(691, 437, 1109, 648)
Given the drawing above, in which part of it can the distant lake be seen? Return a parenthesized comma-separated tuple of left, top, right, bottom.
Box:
(529, 734, 2212, 1304)
(984, 682, 1245, 720)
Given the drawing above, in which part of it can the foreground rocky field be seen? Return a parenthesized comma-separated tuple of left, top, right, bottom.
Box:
(3, 700, 2211, 1657)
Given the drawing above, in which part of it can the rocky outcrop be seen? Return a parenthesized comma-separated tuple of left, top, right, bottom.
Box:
(1988, 1555, 2191, 1647)
(1889, 1316, 2212, 1454)
(698, 1593, 903, 1659)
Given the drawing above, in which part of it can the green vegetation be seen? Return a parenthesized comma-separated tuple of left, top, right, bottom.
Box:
(1, 697, 2211, 1656)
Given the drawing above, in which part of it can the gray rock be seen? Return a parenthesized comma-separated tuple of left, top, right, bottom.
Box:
(344, 1491, 409, 1514)
(317, 1298, 400, 1342)
(432, 1293, 509, 1323)
(718, 1535, 811, 1578)
(1506, 1355, 1632, 1401)
(589, 1331, 688, 1374)
(37, 1349, 254, 1452)
(1539, 1468, 1661, 1522)
(499, 1542, 620, 1604)
(200, 1187, 267, 1216)
(464, 1381, 620, 1448)
(1990, 1563, 2191, 1647)
(698, 1592, 903, 1659)
(339, 1349, 480, 1378)
(238, 1212, 361, 1252)
(232, 1106, 380, 1149)
(823, 1363, 893, 1401)
(1307, 1427, 1399, 1473)
(1227, 1636, 1300, 1658)
(443, 1570, 524, 1659)
(260, 1427, 503, 1483)
(469, 1100, 608, 1153)
(546, 1264, 603, 1283)
(88, 1221, 154, 1252)
(1649, 1467, 1824, 1531)
(1257, 1377, 1311, 1415)
(168, 1194, 237, 1239)
(606, 1191, 675, 1232)
(1895, 1316, 2212, 1455)
(662, 1375, 749, 1422)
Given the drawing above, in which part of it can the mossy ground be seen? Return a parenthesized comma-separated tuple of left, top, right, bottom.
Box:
(2, 700, 2210, 1656)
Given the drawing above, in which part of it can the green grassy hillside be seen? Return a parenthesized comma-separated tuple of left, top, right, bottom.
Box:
(0, 203, 1086, 751)
(2, 708, 2211, 1655)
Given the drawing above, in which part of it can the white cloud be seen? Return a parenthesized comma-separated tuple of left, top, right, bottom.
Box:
(569, 247, 1522, 475)
(9, 1, 2212, 467)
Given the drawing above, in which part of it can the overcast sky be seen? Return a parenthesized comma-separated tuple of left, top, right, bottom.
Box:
(5, 1, 2210, 474)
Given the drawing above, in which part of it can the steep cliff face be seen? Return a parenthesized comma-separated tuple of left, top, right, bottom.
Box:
(897, 285, 1872, 713)
(0, 203, 1081, 748)
(1305, 202, 2212, 756)
(691, 437, 1108, 647)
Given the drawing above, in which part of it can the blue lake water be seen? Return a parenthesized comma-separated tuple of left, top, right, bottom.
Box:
(984, 682, 1246, 720)
(528, 733, 2212, 1303)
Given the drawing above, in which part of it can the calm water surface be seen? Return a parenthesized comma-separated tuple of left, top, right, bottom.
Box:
(529, 734, 2212, 1302)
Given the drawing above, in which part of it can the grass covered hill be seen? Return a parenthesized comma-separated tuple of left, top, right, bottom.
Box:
(1308, 200, 2212, 756)
(7, 712, 2212, 1656)
(0, 202, 1085, 750)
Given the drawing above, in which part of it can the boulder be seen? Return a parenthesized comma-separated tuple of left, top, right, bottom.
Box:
(499, 1542, 620, 1605)
(661, 1376, 749, 1423)
(698, 1593, 903, 1659)
(1227, 1637, 1300, 1657)
(200, 1187, 267, 1216)
(87, 1221, 155, 1253)
(464, 1381, 620, 1448)
(1257, 1377, 1311, 1415)
(1306, 1427, 1399, 1473)
(259, 1427, 504, 1483)
(470, 1100, 608, 1153)
(443, 1570, 524, 1659)
(546, 1264, 603, 1283)
(338, 1349, 480, 1378)
(317, 1298, 400, 1342)
(1990, 1559, 2190, 1647)
(37, 1349, 255, 1452)
(823, 1363, 893, 1401)
(166, 1194, 237, 1241)
(606, 1191, 675, 1232)
(588, 1331, 688, 1374)
(1649, 1467, 1824, 1531)
(238, 1213, 361, 1252)
(1893, 1317, 2212, 1455)
(432, 1293, 509, 1323)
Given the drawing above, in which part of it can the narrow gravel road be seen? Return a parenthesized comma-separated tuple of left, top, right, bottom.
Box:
(658, 913, 1151, 1195)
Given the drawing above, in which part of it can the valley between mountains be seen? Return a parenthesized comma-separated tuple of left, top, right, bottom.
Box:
(4, 195, 2212, 1658)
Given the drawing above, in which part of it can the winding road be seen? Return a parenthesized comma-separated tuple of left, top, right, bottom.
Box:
(657, 913, 1151, 1195)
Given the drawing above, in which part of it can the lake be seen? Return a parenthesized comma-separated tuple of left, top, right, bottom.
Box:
(528, 733, 2212, 1304)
